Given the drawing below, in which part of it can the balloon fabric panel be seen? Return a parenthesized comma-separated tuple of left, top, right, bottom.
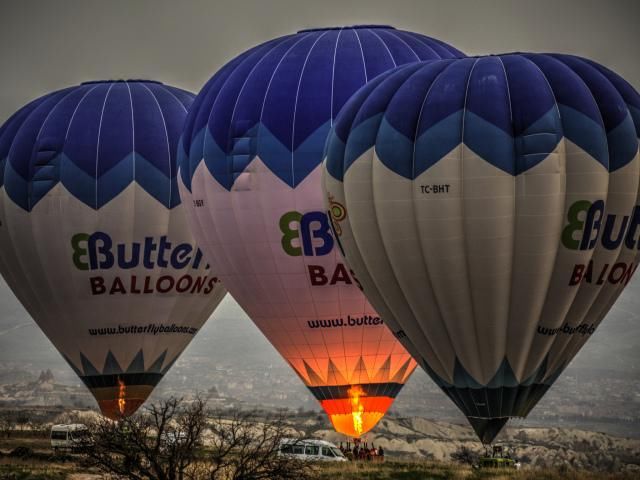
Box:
(179, 26, 465, 437)
(0, 80, 227, 419)
(323, 54, 640, 443)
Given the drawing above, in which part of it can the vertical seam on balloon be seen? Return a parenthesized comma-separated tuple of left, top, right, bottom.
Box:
(0, 102, 44, 338)
(536, 55, 610, 379)
(409, 60, 465, 380)
(228, 39, 293, 136)
(3, 100, 47, 209)
(223, 35, 313, 372)
(30, 89, 77, 210)
(352, 41, 372, 371)
(514, 55, 589, 386)
(587, 152, 640, 318)
(366, 68, 450, 382)
(161, 86, 191, 203)
(291, 31, 330, 187)
(331, 27, 345, 369)
(146, 85, 183, 367)
(504, 55, 562, 391)
(385, 30, 420, 61)
(125, 82, 142, 366)
(339, 85, 376, 385)
(162, 87, 189, 114)
(65, 85, 100, 140)
(35, 88, 77, 141)
(410, 33, 448, 59)
(255, 34, 319, 372)
(366, 29, 396, 68)
(494, 55, 515, 419)
(18, 90, 81, 364)
(289, 30, 332, 372)
(249, 32, 316, 372)
(192, 60, 250, 332)
(460, 58, 486, 413)
(140, 83, 172, 207)
(545, 55, 635, 379)
(352, 29, 368, 83)
(125, 82, 135, 184)
(339, 71, 423, 379)
(95, 83, 115, 210)
(258, 33, 314, 126)
(330, 28, 342, 126)
(202, 38, 290, 188)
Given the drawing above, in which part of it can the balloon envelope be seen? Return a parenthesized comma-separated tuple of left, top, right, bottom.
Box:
(178, 26, 464, 437)
(0, 80, 226, 419)
(323, 54, 640, 443)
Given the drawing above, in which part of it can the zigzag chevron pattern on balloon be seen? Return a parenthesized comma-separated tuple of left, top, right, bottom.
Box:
(0, 79, 227, 420)
(326, 54, 639, 182)
(179, 26, 464, 192)
(322, 53, 640, 443)
(0, 80, 193, 211)
(178, 25, 466, 438)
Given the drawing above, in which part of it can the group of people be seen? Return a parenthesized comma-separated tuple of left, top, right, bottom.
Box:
(339, 441, 385, 462)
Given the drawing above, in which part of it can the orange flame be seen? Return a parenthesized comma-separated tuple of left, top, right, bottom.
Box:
(347, 385, 366, 437)
(117, 378, 126, 416)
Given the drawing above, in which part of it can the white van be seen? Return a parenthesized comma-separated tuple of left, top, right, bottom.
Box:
(278, 438, 347, 462)
(50, 424, 90, 452)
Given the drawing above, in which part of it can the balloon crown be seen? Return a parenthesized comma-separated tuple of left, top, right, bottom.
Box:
(297, 25, 395, 33)
(80, 79, 164, 85)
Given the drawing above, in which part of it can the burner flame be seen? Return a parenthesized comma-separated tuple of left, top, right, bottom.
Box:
(348, 385, 366, 437)
(117, 378, 126, 416)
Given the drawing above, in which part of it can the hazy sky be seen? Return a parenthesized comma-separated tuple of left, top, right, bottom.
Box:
(0, 0, 638, 122)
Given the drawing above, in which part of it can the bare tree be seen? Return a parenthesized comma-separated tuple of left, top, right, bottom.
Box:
(81, 396, 206, 480)
(15, 411, 30, 432)
(81, 397, 316, 480)
(450, 445, 479, 465)
(0, 410, 17, 438)
(206, 409, 315, 480)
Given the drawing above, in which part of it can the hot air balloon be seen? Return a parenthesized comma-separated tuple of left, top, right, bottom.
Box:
(178, 26, 465, 437)
(323, 54, 640, 443)
(0, 80, 226, 419)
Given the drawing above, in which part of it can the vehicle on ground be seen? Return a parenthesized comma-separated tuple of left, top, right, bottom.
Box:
(278, 438, 347, 462)
(50, 423, 91, 452)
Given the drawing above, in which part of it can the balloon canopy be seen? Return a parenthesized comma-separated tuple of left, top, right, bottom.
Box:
(323, 54, 640, 443)
(178, 26, 465, 437)
(0, 80, 226, 419)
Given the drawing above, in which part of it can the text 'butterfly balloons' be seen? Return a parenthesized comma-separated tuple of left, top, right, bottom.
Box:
(0, 80, 226, 419)
(179, 26, 465, 437)
(323, 54, 640, 443)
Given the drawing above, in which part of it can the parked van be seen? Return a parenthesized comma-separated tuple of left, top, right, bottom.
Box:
(50, 424, 90, 452)
(278, 438, 347, 462)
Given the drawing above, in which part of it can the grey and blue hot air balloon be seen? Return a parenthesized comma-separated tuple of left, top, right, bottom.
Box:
(178, 26, 465, 437)
(0, 80, 226, 419)
(322, 54, 640, 443)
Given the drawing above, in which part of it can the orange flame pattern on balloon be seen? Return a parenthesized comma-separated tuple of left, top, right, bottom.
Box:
(299, 355, 415, 438)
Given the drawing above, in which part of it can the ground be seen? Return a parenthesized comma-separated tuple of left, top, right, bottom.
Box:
(0, 435, 637, 480)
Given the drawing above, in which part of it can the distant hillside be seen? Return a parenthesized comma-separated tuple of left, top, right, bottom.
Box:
(306, 415, 640, 472)
(1, 278, 639, 439)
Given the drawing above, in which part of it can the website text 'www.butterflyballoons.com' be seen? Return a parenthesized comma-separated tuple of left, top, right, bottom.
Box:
(307, 315, 383, 329)
(88, 323, 199, 336)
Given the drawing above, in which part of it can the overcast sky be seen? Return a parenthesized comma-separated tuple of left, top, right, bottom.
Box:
(0, 0, 638, 122)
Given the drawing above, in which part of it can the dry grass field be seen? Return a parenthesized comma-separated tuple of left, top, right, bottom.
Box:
(316, 461, 639, 480)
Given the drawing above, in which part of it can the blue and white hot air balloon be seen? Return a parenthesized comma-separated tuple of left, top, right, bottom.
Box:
(323, 54, 640, 443)
(178, 26, 464, 437)
(0, 80, 226, 418)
